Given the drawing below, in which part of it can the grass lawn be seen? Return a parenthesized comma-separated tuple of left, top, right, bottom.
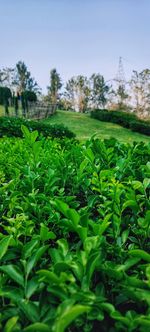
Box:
(0, 105, 23, 117)
(44, 110, 150, 143)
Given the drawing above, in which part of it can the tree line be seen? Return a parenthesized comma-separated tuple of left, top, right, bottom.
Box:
(1, 61, 150, 118)
(49, 68, 150, 117)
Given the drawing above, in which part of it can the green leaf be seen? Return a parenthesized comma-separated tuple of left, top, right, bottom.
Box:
(26, 245, 48, 277)
(86, 148, 95, 162)
(54, 304, 90, 332)
(100, 302, 115, 314)
(84, 236, 100, 254)
(57, 239, 68, 257)
(25, 277, 39, 299)
(0, 286, 23, 302)
(77, 226, 87, 242)
(116, 257, 140, 273)
(23, 323, 50, 332)
(67, 209, 80, 227)
(55, 200, 80, 227)
(47, 285, 67, 301)
(19, 300, 39, 322)
(146, 265, 150, 283)
(128, 249, 150, 262)
(85, 251, 100, 287)
(31, 130, 38, 143)
(111, 310, 130, 326)
(55, 199, 69, 217)
(121, 229, 129, 244)
(4, 316, 18, 332)
(0, 235, 12, 260)
(21, 125, 31, 139)
(37, 270, 60, 284)
(22, 239, 39, 259)
(143, 178, 150, 189)
(136, 317, 150, 327)
(0, 264, 24, 287)
(122, 200, 139, 213)
(54, 262, 70, 274)
(40, 223, 56, 241)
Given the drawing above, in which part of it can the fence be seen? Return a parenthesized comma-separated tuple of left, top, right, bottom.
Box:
(27, 102, 57, 120)
(0, 101, 57, 120)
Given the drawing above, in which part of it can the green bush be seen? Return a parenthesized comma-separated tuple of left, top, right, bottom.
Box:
(91, 109, 150, 136)
(130, 120, 150, 135)
(0, 133, 150, 331)
(0, 116, 76, 139)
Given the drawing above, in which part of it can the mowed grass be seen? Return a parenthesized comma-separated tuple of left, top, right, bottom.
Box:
(44, 110, 150, 143)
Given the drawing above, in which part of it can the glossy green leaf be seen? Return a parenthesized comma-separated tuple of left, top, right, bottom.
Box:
(128, 249, 150, 262)
(26, 245, 48, 277)
(19, 300, 39, 322)
(4, 316, 18, 332)
(0, 264, 24, 287)
(40, 223, 56, 241)
(0, 235, 12, 260)
(23, 323, 50, 332)
(122, 200, 139, 213)
(22, 239, 39, 259)
(57, 239, 68, 257)
(54, 304, 90, 332)
(37, 270, 60, 284)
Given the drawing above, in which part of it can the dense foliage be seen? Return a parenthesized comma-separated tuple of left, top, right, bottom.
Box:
(91, 110, 150, 136)
(0, 128, 150, 331)
(0, 117, 75, 139)
(0, 87, 12, 106)
(22, 91, 37, 103)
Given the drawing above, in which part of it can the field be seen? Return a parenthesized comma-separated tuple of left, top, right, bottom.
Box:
(0, 124, 150, 332)
(44, 110, 150, 143)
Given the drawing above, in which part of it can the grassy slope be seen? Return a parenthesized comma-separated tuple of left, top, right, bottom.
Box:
(44, 110, 150, 143)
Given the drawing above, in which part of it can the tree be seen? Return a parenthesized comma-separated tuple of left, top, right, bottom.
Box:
(90, 73, 109, 109)
(14, 61, 40, 94)
(65, 75, 90, 112)
(130, 69, 150, 116)
(0, 67, 15, 89)
(65, 77, 76, 111)
(115, 84, 129, 109)
(48, 69, 62, 107)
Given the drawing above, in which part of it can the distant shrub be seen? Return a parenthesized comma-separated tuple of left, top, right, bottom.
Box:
(91, 109, 150, 136)
(130, 120, 150, 135)
(0, 116, 76, 139)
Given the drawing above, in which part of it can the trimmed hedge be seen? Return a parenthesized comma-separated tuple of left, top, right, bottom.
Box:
(91, 109, 150, 136)
(0, 116, 76, 139)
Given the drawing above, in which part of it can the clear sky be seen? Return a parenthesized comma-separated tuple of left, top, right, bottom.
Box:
(0, 0, 150, 93)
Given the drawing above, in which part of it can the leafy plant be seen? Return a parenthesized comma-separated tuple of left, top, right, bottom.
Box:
(0, 128, 150, 331)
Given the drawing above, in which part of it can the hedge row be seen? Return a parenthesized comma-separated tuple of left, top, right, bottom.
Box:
(91, 109, 150, 136)
(0, 116, 75, 139)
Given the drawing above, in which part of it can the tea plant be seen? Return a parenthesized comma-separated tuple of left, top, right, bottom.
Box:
(0, 128, 150, 331)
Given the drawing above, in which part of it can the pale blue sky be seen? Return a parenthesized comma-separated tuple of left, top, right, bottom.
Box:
(0, 0, 150, 92)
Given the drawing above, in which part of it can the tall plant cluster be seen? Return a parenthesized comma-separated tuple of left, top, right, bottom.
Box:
(0, 128, 150, 331)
